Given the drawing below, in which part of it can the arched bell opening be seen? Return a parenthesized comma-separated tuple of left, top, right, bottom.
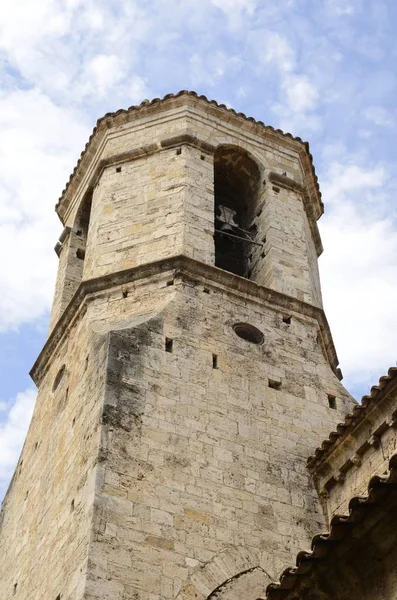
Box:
(214, 146, 261, 278)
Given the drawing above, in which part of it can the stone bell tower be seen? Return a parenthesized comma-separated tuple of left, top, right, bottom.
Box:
(0, 92, 355, 600)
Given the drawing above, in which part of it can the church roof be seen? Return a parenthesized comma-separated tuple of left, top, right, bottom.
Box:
(266, 452, 397, 599)
(307, 366, 397, 470)
(56, 90, 321, 215)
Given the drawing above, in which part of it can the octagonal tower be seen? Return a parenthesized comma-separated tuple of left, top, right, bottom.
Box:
(0, 92, 354, 600)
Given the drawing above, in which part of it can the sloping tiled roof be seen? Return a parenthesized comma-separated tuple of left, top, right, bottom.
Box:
(56, 90, 321, 211)
(266, 452, 397, 599)
(307, 366, 397, 469)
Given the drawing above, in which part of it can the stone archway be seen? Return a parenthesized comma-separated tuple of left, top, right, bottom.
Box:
(207, 566, 271, 599)
(176, 547, 271, 600)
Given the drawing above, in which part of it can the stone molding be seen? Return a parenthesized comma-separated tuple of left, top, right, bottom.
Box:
(31, 255, 340, 386)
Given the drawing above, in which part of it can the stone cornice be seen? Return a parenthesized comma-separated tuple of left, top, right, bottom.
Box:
(55, 91, 323, 226)
(31, 255, 340, 386)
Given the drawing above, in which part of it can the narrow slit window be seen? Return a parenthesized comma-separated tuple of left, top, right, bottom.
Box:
(328, 394, 337, 409)
(165, 338, 173, 353)
(53, 365, 66, 392)
(212, 354, 218, 369)
(268, 379, 281, 390)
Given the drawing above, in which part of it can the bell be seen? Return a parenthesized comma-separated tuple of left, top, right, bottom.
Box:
(217, 205, 238, 232)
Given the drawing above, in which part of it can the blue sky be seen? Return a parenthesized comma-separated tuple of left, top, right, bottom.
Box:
(0, 0, 397, 500)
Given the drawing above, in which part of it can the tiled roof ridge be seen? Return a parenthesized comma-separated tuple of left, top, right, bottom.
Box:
(266, 452, 397, 599)
(56, 90, 320, 211)
(307, 366, 397, 469)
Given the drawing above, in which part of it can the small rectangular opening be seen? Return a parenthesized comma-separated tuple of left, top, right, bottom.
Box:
(203, 287, 210, 294)
(268, 379, 281, 390)
(212, 354, 218, 369)
(272, 186, 280, 193)
(200, 154, 205, 161)
(165, 338, 173, 353)
(166, 279, 174, 286)
(282, 315, 291, 325)
(328, 394, 337, 409)
(13, 583, 17, 595)
(71, 499, 75, 512)
(116, 166, 121, 173)
(176, 148, 182, 155)
(76, 248, 85, 260)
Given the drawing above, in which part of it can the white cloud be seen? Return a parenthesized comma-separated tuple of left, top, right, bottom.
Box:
(325, 0, 357, 15)
(259, 31, 295, 73)
(319, 159, 397, 392)
(82, 54, 126, 97)
(250, 31, 321, 133)
(211, 0, 257, 17)
(189, 52, 238, 87)
(272, 74, 322, 134)
(0, 388, 36, 496)
(0, 87, 89, 330)
(282, 74, 319, 112)
(363, 106, 394, 127)
(321, 162, 386, 203)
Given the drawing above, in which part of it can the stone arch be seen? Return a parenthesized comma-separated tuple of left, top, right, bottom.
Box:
(213, 145, 262, 279)
(176, 547, 271, 600)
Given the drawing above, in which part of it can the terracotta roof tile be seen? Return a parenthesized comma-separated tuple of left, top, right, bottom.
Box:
(56, 90, 321, 212)
(307, 366, 397, 469)
(266, 452, 397, 599)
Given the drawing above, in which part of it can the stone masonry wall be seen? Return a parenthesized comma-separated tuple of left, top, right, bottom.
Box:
(0, 267, 354, 600)
(82, 278, 354, 600)
(84, 150, 185, 281)
(0, 315, 107, 600)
